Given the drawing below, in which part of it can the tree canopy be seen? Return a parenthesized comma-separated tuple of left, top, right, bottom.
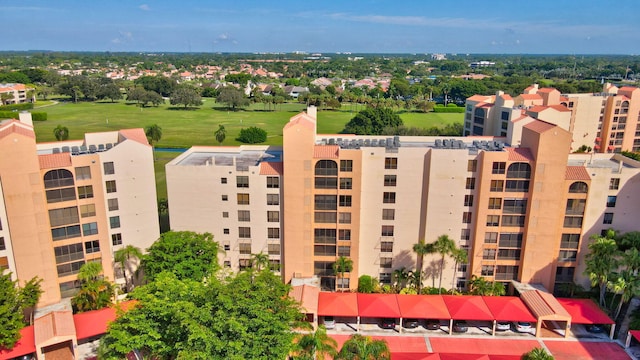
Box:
(236, 126, 267, 144)
(216, 86, 250, 111)
(343, 107, 403, 135)
(0, 274, 42, 349)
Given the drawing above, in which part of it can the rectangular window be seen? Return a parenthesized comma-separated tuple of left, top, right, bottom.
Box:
(79, 204, 95, 218)
(382, 209, 395, 220)
(57, 260, 85, 277)
(339, 195, 352, 207)
(565, 199, 586, 215)
(0, 237, 5, 251)
(384, 175, 397, 186)
(109, 216, 121, 229)
(481, 265, 495, 276)
(314, 245, 336, 256)
(267, 194, 279, 206)
(222, 195, 228, 201)
(112, 233, 122, 246)
(607, 196, 617, 208)
(488, 198, 502, 209)
(338, 246, 351, 257)
(267, 228, 280, 239)
(268, 243, 281, 255)
(604, 213, 614, 225)
(467, 159, 477, 172)
(505, 180, 530, 192)
(340, 160, 353, 172)
(339, 212, 351, 224)
(108, 198, 119, 211)
(384, 157, 397, 169)
(499, 233, 523, 248)
(464, 195, 473, 207)
(267, 211, 280, 222)
(239, 259, 251, 270)
(54, 243, 84, 264)
(222, 212, 229, 218)
(462, 212, 472, 224)
(560, 234, 580, 249)
(48, 207, 80, 227)
(339, 229, 351, 241)
(221, 177, 227, 184)
(340, 178, 352, 190)
(380, 241, 394, 253)
(465, 177, 475, 190)
(383, 192, 396, 204)
(315, 177, 338, 189)
(314, 262, 335, 276)
(482, 249, 496, 260)
(84, 240, 100, 254)
(486, 215, 500, 227)
(379, 272, 392, 283)
(51, 225, 81, 241)
(315, 212, 337, 223)
(239, 227, 251, 238)
(461, 229, 471, 241)
(223, 261, 231, 268)
(490, 180, 504, 192)
(558, 250, 577, 262)
(266, 176, 279, 188)
(82, 222, 98, 236)
(610, 178, 620, 190)
(501, 111, 510, 121)
(484, 232, 498, 244)
(498, 249, 521, 260)
(503, 199, 527, 214)
(223, 228, 230, 234)
(495, 266, 519, 281)
(75, 166, 91, 180)
(563, 216, 583, 228)
(77, 185, 94, 199)
(237, 193, 250, 205)
(380, 257, 392, 269)
(236, 176, 249, 188)
(239, 243, 252, 255)
(315, 195, 337, 210)
(238, 210, 251, 222)
(105, 180, 117, 193)
(314, 229, 337, 244)
(381, 225, 394, 237)
(502, 215, 525, 227)
(46, 188, 76, 203)
(103, 162, 115, 175)
(492, 162, 506, 174)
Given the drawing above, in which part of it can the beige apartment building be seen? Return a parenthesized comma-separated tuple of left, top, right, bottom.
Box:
(465, 83, 640, 154)
(0, 113, 159, 306)
(0, 83, 35, 104)
(167, 107, 640, 293)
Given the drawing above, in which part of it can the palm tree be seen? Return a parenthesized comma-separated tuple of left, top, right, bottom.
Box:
(72, 262, 115, 313)
(336, 334, 390, 360)
(451, 247, 468, 291)
(468, 275, 492, 295)
(53, 125, 69, 141)
(584, 236, 619, 307)
(293, 325, 338, 360)
(333, 256, 354, 291)
(609, 270, 640, 319)
(431, 234, 456, 294)
(0, 92, 14, 105)
(145, 124, 162, 147)
(114, 245, 143, 292)
(521, 347, 554, 360)
(251, 252, 270, 271)
(412, 238, 433, 294)
(214, 124, 226, 145)
(392, 267, 409, 293)
(78, 261, 103, 282)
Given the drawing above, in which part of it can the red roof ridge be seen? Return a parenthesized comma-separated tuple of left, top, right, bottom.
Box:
(523, 120, 556, 133)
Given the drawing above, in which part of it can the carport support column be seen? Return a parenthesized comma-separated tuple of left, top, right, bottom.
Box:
(564, 321, 571, 338)
(357, 316, 360, 332)
(492, 320, 496, 336)
(449, 319, 453, 335)
(626, 332, 632, 348)
(535, 321, 542, 338)
(399, 317, 403, 334)
(610, 324, 615, 340)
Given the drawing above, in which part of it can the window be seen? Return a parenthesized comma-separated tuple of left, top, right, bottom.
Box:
(604, 213, 614, 225)
(607, 196, 617, 207)
(507, 163, 531, 179)
(267, 211, 280, 222)
(223, 228, 230, 234)
(503, 199, 527, 214)
(57, 260, 85, 277)
(237, 193, 250, 205)
(238, 210, 251, 222)
(223, 261, 231, 268)
(481, 265, 495, 276)
(51, 225, 81, 241)
(467, 159, 477, 172)
(499, 233, 523, 248)
(0, 256, 7, 270)
(222, 195, 228, 201)
(108, 198, 119, 211)
(381, 225, 394, 237)
(610, 178, 620, 190)
(461, 229, 470, 241)
(497, 249, 521, 260)
(44, 169, 74, 189)
(315, 177, 338, 189)
(490, 180, 503, 192)
(267, 176, 279, 188)
(384, 175, 397, 186)
(105, 180, 117, 193)
(502, 215, 525, 227)
(505, 180, 530, 192)
(239, 227, 251, 238)
(103, 162, 115, 175)
(315, 160, 338, 176)
(495, 266, 519, 281)
(46, 188, 76, 203)
(384, 157, 398, 169)
(239, 243, 252, 255)
(267, 194, 279, 205)
(267, 228, 280, 239)
(462, 212, 472, 224)
(563, 216, 583, 228)
(340, 178, 352, 189)
(486, 215, 500, 227)
(315, 195, 337, 210)
(48, 207, 80, 227)
(339, 229, 351, 241)
(380, 257, 392, 268)
(75, 166, 91, 180)
(239, 259, 251, 270)
(492, 162, 506, 174)
(81, 222, 98, 236)
(339, 212, 351, 224)
(380, 241, 393, 252)
(488, 198, 502, 209)
(565, 199, 586, 215)
(314, 261, 335, 276)
(558, 250, 577, 262)
(465, 177, 475, 190)
(315, 212, 337, 223)
(383, 192, 396, 204)
(236, 176, 249, 188)
(59, 280, 82, 298)
(560, 234, 580, 249)
(314, 245, 336, 256)
(54, 243, 84, 264)
(109, 216, 121, 229)
(484, 232, 498, 244)
(379, 272, 392, 284)
(268, 243, 281, 255)
(338, 246, 351, 257)
(382, 209, 395, 220)
(464, 195, 473, 207)
(340, 160, 353, 172)
(112, 233, 122, 246)
(569, 181, 588, 193)
(314, 229, 337, 244)
(483, 249, 496, 260)
(85, 240, 100, 254)
(339, 195, 352, 207)
(0, 237, 5, 251)
(221, 177, 227, 184)
(77, 185, 94, 199)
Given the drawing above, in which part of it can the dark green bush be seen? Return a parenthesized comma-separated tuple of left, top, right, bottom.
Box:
(0, 103, 34, 111)
(236, 126, 267, 144)
(433, 105, 465, 113)
(0, 111, 47, 121)
(32, 112, 47, 121)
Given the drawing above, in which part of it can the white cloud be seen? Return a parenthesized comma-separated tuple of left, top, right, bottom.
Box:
(218, 33, 229, 40)
(139, 4, 150, 11)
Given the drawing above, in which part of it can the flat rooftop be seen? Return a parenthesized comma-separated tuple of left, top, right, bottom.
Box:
(172, 148, 282, 170)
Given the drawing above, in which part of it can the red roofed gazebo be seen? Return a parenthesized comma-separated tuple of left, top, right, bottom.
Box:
(442, 295, 493, 334)
(482, 296, 536, 335)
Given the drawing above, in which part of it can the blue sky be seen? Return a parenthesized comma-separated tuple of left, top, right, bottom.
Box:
(2, 0, 640, 54)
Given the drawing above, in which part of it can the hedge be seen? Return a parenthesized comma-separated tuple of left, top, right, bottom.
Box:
(433, 105, 465, 113)
(0, 103, 34, 111)
(0, 111, 47, 121)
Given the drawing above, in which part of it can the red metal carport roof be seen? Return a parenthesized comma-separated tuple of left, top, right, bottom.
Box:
(396, 294, 450, 320)
(392, 353, 441, 360)
(482, 296, 536, 322)
(442, 295, 493, 321)
(556, 298, 615, 324)
(357, 293, 401, 318)
(630, 330, 640, 343)
(318, 292, 358, 317)
(0, 326, 35, 360)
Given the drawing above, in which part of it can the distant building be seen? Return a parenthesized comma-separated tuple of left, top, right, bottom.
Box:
(470, 61, 496, 69)
(0, 83, 35, 104)
(431, 53, 447, 61)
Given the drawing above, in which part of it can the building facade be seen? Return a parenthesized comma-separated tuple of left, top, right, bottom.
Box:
(0, 114, 159, 306)
(0, 83, 35, 105)
(167, 107, 640, 293)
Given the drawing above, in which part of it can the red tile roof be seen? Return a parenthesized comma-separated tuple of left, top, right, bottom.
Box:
(259, 161, 283, 175)
(118, 128, 150, 146)
(34, 311, 76, 346)
(506, 147, 534, 161)
(314, 145, 339, 158)
(283, 112, 315, 131)
(523, 120, 556, 134)
(528, 105, 568, 114)
(565, 166, 590, 181)
(500, 94, 513, 100)
(289, 285, 319, 314)
(518, 94, 542, 100)
(467, 95, 492, 102)
(537, 87, 558, 93)
(549, 104, 571, 112)
(0, 120, 35, 140)
(39, 153, 72, 169)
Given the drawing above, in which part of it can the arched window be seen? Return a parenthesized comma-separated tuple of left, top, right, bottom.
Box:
(569, 181, 588, 193)
(43, 169, 74, 189)
(621, 100, 629, 108)
(314, 160, 338, 176)
(507, 163, 531, 179)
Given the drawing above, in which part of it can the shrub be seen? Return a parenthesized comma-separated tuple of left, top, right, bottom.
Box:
(0, 103, 34, 111)
(0, 111, 46, 121)
(32, 112, 47, 121)
(433, 105, 465, 113)
(357, 275, 377, 293)
(236, 126, 267, 144)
